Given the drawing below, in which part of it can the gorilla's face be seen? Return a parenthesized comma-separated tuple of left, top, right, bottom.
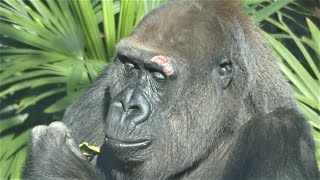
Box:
(104, 47, 180, 162)
(103, 42, 235, 168)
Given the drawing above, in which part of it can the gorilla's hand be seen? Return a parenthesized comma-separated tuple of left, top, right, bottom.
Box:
(23, 122, 104, 180)
(30, 122, 84, 160)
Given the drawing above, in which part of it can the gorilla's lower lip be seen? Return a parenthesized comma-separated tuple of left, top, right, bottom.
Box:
(105, 137, 151, 149)
(104, 136, 153, 162)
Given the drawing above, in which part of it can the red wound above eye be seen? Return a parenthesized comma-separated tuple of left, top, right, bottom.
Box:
(150, 55, 174, 76)
(151, 55, 171, 65)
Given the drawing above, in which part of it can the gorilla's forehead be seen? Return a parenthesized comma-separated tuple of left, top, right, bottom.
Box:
(116, 45, 165, 62)
(118, 1, 239, 61)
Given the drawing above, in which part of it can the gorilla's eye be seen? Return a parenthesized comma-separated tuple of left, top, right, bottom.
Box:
(151, 71, 165, 81)
(218, 60, 234, 90)
(124, 62, 136, 72)
(219, 63, 232, 77)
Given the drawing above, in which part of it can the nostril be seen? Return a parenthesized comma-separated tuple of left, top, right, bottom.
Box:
(120, 100, 126, 111)
(129, 105, 140, 111)
(120, 99, 141, 112)
(127, 109, 139, 117)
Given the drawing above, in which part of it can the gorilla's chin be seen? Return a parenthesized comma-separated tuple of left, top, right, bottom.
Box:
(104, 136, 153, 162)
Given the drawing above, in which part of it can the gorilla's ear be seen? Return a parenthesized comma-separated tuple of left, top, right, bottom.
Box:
(218, 58, 234, 90)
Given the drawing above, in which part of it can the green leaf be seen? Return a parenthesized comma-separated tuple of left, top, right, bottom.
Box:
(18, 88, 65, 112)
(117, 0, 140, 40)
(295, 93, 320, 111)
(241, 0, 267, 5)
(301, 37, 319, 55)
(44, 92, 81, 113)
(306, 18, 320, 52)
(68, 63, 82, 92)
(1, 70, 62, 87)
(9, 146, 27, 179)
(262, 31, 319, 100)
(277, 61, 314, 99)
(0, 1, 85, 57)
(84, 60, 106, 81)
(299, 103, 320, 130)
(0, 104, 18, 114)
(0, 131, 30, 160)
(0, 77, 66, 97)
(71, 0, 106, 61)
(253, 0, 293, 22)
(142, 0, 166, 16)
(0, 56, 66, 82)
(278, 16, 320, 81)
(0, 114, 28, 132)
(102, 0, 116, 60)
(0, 105, 28, 133)
(134, 0, 144, 26)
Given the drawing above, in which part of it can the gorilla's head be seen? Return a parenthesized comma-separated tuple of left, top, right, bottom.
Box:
(101, 0, 295, 177)
(64, 0, 296, 179)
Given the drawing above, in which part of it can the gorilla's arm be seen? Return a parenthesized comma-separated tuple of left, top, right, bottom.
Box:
(223, 108, 319, 180)
(23, 122, 105, 180)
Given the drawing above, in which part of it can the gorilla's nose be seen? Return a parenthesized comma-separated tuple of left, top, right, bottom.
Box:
(110, 87, 151, 125)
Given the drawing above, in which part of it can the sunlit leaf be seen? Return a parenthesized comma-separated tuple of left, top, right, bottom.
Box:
(44, 92, 81, 114)
(253, 0, 293, 22)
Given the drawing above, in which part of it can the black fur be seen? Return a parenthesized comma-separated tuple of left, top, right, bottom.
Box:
(23, 0, 319, 179)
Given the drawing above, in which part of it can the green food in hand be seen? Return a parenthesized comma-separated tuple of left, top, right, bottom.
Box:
(79, 142, 100, 160)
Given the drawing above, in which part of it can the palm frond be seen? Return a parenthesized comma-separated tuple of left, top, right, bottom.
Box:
(262, 15, 320, 169)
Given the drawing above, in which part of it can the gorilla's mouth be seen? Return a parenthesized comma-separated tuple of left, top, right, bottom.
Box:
(104, 136, 153, 162)
(105, 136, 151, 149)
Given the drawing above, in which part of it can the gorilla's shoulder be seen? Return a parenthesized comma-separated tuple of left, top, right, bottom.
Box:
(223, 108, 318, 180)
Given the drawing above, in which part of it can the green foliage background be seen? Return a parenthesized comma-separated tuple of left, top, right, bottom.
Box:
(0, 0, 319, 178)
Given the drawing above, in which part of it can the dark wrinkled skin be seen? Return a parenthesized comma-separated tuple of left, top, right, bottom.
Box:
(23, 0, 319, 180)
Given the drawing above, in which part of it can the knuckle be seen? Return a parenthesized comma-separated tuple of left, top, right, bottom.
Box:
(49, 121, 67, 131)
(31, 125, 47, 136)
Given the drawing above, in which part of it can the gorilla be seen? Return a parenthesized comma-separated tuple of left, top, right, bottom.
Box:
(23, 0, 319, 179)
